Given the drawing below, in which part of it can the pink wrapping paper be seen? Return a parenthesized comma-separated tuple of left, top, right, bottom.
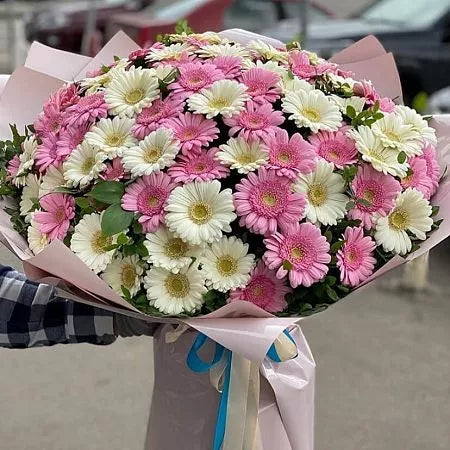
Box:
(1, 31, 450, 450)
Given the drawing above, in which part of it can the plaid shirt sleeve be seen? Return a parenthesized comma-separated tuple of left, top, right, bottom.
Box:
(0, 265, 116, 348)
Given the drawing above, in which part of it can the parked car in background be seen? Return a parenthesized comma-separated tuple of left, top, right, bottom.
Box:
(266, 0, 450, 104)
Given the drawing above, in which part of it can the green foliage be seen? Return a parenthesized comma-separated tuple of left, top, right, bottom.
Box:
(174, 19, 193, 35)
(90, 181, 124, 204)
(411, 91, 428, 114)
(346, 101, 384, 128)
(101, 203, 134, 236)
(397, 151, 407, 164)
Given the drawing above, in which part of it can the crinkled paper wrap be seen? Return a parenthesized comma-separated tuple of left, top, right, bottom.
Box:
(1, 30, 450, 450)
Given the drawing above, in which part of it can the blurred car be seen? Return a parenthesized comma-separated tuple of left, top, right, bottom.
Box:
(428, 87, 450, 114)
(266, 0, 450, 104)
(25, 0, 153, 55)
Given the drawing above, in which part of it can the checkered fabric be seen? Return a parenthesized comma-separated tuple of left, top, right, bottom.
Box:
(0, 265, 116, 348)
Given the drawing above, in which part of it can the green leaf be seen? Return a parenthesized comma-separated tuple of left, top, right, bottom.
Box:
(412, 91, 428, 114)
(346, 201, 356, 211)
(136, 242, 149, 258)
(117, 233, 130, 245)
(101, 203, 134, 236)
(90, 181, 124, 204)
(431, 205, 440, 217)
(346, 105, 356, 118)
(121, 285, 131, 300)
(356, 198, 372, 208)
(324, 230, 333, 242)
(330, 241, 344, 253)
(373, 112, 384, 120)
(174, 19, 193, 35)
(397, 151, 407, 164)
(103, 243, 121, 251)
(326, 285, 340, 302)
(372, 100, 379, 113)
(282, 260, 293, 270)
(76, 197, 90, 209)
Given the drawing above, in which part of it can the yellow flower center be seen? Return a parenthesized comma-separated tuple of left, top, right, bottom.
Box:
(384, 130, 400, 142)
(250, 285, 264, 298)
(188, 201, 212, 224)
(194, 163, 206, 173)
(216, 256, 237, 276)
(92, 231, 113, 254)
(278, 152, 291, 163)
(209, 97, 231, 109)
(290, 247, 304, 260)
(308, 183, 327, 206)
(236, 153, 253, 165)
(388, 208, 409, 230)
(261, 193, 277, 207)
(165, 273, 190, 298)
(54, 207, 66, 223)
(144, 146, 162, 163)
(302, 108, 320, 122)
(363, 189, 375, 203)
(125, 88, 145, 105)
(165, 238, 188, 258)
(147, 195, 160, 207)
(81, 157, 94, 175)
(121, 264, 137, 289)
(106, 133, 126, 148)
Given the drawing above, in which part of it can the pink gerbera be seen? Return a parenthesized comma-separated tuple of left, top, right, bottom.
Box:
(234, 167, 306, 235)
(419, 143, 440, 198)
(35, 133, 64, 172)
(64, 93, 108, 127)
(168, 147, 229, 183)
(169, 62, 223, 100)
(264, 129, 316, 179)
(132, 96, 184, 140)
(34, 103, 64, 138)
(240, 68, 281, 103)
(56, 124, 89, 159)
(33, 193, 75, 241)
(308, 127, 358, 168)
(7, 155, 20, 178)
(100, 158, 126, 181)
(213, 55, 243, 79)
(263, 222, 331, 288)
(401, 156, 434, 199)
(348, 165, 402, 229)
(165, 112, 219, 154)
(48, 84, 79, 111)
(289, 50, 334, 80)
(353, 80, 394, 112)
(224, 101, 284, 143)
(337, 226, 376, 287)
(128, 48, 149, 61)
(228, 261, 291, 312)
(121, 172, 176, 233)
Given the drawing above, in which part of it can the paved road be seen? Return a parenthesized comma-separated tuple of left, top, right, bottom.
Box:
(0, 241, 449, 450)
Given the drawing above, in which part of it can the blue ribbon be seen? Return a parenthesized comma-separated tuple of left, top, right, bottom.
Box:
(186, 328, 298, 450)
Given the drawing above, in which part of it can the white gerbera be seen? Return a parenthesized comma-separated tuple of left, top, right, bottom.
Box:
(149, 64, 177, 84)
(70, 212, 119, 274)
(28, 215, 48, 255)
(197, 43, 249, 58)
(217, 137, 268, 174)
(325, 73, 356, 89)
(144, 225, 203, 273)
(246, 39, 288, 63)
(39, 164, 66, 197)
(80, 59, 129, 94)
(16, 136, 37, 178)
(279, 74, 314, 94)
(282, 89, 342, 133)
(122, 128, 179, 177)
(85, 116, 136, 158)
(147, 43, 192, 61)
(395, 105, 437, 145)
(348, 126, 408, 177)
(101, 255, 144, 297)
(144, 264, 207, 315)
(165, 180, 236, 246)
(63, 140, 107, 188)
(242, 59, 288, 77)
(187, 79, 249, 119)
(294, 159, 348, 226)
(374, 188, 433, 255)
(20, 174, 40, 223)
(200, 236, 255, 292)
(330, 94, 366, 115)
(372, 113, 422, 156)
(104, 67, 159, 118)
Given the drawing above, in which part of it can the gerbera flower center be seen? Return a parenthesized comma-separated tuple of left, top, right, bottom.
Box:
(236, 153, 253, 164)
(249, 180, 289, 218)
(165, 273, 190, 298)
(216, 255, 238, 276)
(362, 189, 375, 204)
(388, 208, 409, 230)
(301, 108, 320, 122)
(92, 231, 113, 254)
(147, 195, 160, 207)
(136, 186, 167, 215)
(81, 157, 95, 175)
(280, 235, 317, 270)
(54, 207, 67, 224)
(194, 162, 206, 173)
(144, 146, 162, 163)
(125, 88, 145, 105)
(182, 127, 198, 140)
(241, 112, 267, 130)
(262, 193, 277, 207)
(209, 97, 231, 109)
(184, 70, 210, 89)
(290, 246, 304, 260)
(165, 238, 188, 258)
(384, 130, 400, 142)
(106, 133, 126, 147)
(243, 276, 275, 308)
(188, 201, 212, 224)
(121, 264, 137, 288)
(308, 184, 327, 206)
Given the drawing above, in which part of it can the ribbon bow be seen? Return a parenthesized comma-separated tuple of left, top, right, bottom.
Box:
(187, 329, 298, 450)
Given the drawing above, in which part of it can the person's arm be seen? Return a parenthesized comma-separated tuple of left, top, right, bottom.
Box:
(0, 265, 155, 349)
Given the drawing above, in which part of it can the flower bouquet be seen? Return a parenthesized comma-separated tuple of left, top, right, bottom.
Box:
(1, 29, 450, 450)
